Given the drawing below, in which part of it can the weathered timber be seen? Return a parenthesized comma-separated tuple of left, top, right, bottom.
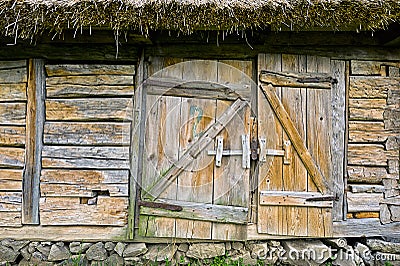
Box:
(0, 191, 22, 211)
(333, 218, 400, 238)
(46, 75, 134, 86)
(45, 64, 135, 76)
(347, 192, 383, 212)
(0, 83, 26, 101)
(353, 212, 380, 219)
(0, 170, 22, 191)
(386, 136, 400, 151)
(348, 144, 388, 166)
(41, 146, 130, 169)
(145, 77, 250, 100)
(259, 70, 334, 89)
(347, 166, 387, 184)
(0, 60, 26, 70)
(43, 122, 131, 146)
(0, 147, 25, 168)
(384, 109, 400, 131)
(40, 169, 129, 197)
(259, 83, 330, 194)
(259, 191, 333, 208)
(348, 121, 389, 142)
(140, 199, 248, 225)
(349, 98, 386, 121)
(349, 77, 398, 98)
(388, 89, 400, 105)
(0, 68, 27, 84)
(40, 196, 128, 226)
(349, 184, 385, 193)
(46, 98, 133, 121)
(46, 85, 135, 98)
(381, 197, 400, 206)
(0, 103, 26, 125)
(350, 60, 385, 76)
(23, 59, 45, 225)
(0, 212, 22, 227)
(0, 126, 25, 146)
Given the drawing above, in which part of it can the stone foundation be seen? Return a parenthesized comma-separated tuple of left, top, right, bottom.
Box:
(0, 238, 399, 265)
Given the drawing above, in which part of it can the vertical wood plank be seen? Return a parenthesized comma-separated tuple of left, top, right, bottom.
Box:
(23, 59, 45, 225)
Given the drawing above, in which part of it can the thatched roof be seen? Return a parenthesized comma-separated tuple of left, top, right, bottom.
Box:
(1, 0, 400, 39)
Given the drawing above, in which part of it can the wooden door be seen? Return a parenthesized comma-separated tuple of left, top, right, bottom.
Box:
(138, 58, 252, 240)
(257, 54, 337, 237)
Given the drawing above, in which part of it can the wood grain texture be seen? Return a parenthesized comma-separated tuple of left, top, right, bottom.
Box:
(0, 212, 22, 227)
(347, 166, 387, 184)
(0, 83, 26, 101)
(0, 147, 25, 168)
(0, 60, 26, 70)
(0, 170, 22, 191)
(40, 196, 128, 226)
(0, 191, 22, 212)
(259, 191, 333, 208)
(349, 77, 396, 98)
(349, 121, 389, 142)
(259, 70, 333, 89)
(46, 98, 133, 121)
(0, 126, 25, 146)
(0, 103, 26, 125)
(0, 68, 27, 84)
(43, 122, 131, 146)
(45, 64, 135, 76)
(46, 85, 134, 98)
(333, 218, 400, 238)
(350, 60, 385, 76)
(349, 98, 386, 121)
(46, 75, 134, 86)
(347, 192, 383, 212)
(348, 144, 388, 166)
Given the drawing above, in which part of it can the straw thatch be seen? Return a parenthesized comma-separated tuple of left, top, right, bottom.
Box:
(1, 0, 400, 39)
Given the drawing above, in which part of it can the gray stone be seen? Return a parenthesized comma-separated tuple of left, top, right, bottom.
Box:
(248, 243, 269, 259)
(143, 244, 177, 262)
(48, 243, 71, 261)
(124, 257, 142, 265)
(175, 251, 190, 265)
(1, 239, 30, 252)
(36, 243, 51, 256)
(86, 242, 107, 261)
(104, 242, 116, 252)
(269, 240, 281, 247)
(238, 251, 258, 266)
(282, 240, 330, 266)
(367, 239, 400, 254)
(186, 243, 225, 259)
(19, 259, 55, 266)
(178, 243, 189, 252)
(123, 243, 147, 258)
(59, 254, 88, 266)
(354, 242, 373, 266)
(107, 254, 124, 265)
(32, 251, 47, 262)
(114, 242, 126, 257)
(333, 246, 364, 266)
(232, 242, 244, 251)
(0, 244, 20, 262)
(20, 246, 31, 260)
(69, 242, 92, 254)
(28, 242, 38, 254)
(225, 242, 231, 251)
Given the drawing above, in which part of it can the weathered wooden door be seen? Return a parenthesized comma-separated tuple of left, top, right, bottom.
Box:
(138, 58, 252, 240)
(256, 54, 344, 237)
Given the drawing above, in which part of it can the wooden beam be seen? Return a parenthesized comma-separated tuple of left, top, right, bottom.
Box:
(259, 70, 334, 89)
(259, 191, 333, 208)
(23, 59, 45, 224)
(259, 84, 331, 194)
(333, 218, 400, 238)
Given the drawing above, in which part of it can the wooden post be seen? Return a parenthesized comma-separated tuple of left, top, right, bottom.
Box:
(23, 59, 45, 224)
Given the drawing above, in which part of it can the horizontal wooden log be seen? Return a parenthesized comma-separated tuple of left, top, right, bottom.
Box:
(0, 212, 22, 227)
(347, 192, 383, 212)
(0, 170, 22, 191)
(46, 85, 134, 98)
(347, 166, 387, 184)
(0, 103, 26, 125)
(145, 76, 250, 100)
(0, 83, 26, 101)
(45, 64, 135, 77)
(353, 212, 380, 219)
(40, 196, 128, 226)
(259, 191, 333, 208)
(46, 98, 133, 121)
(349, 99, 386, 121)
(46, 75, 134, 86)
(0, 126, 25, 146)
(348, 121, 389, 143)
(259, 70, 333, 89)
(0, 192, 22, 211)
(333, 218, 400, 238)
(41, 169, 129, 197)
(348, 144, 387, 166)
(42, 146, 129, 169)
(44, 122, 130, 146)
(0, 68, 27, 84)
(349, 184, 385, 193)
(349, 77, 398, 98)
(140, 199, 248, 225)
(350, 61, 385, 76)
(0, 147, 25, 168)
(0, 61, 26, 70)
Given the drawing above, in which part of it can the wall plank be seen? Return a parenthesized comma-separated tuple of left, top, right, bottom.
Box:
(349, 99, 386, 121)
(46, 75, 134, 86)
(0, 192, 22, 211)
(0, 68, 27, 84)
(347, 166, 387, 184)
(0, 126, 25, 146)
(349, 77, 397, 98)
(0, 83, 27, 101)
(46, 64, 135, 76)
(46, 85, 134, 98)
(348, 144, 388, 166)
(0, 103, 26, 125)
(0, 147, 25, 168)
(0, 170, 22, 191)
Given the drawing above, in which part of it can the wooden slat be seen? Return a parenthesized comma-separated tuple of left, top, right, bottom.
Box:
(0, 147, 25, 168)
(350, 60, 385, 75)
(46, 85, 134, 98)
(46, 98, 133, 121)
(42, 146, 130, 169)
(349, 77, 396, 98)
(349, 184, 385, 193)
(0, 170, 22, 191)
(0, 191, 22, 211)
(259, 83, 330, 194)
(0, 103, 26, 125)
(46, 75, 134, 86)
(0, 212, 22, 227)
(260, 191, 333, 208)
(0, 60, 26, 70)
(43, 122, 130, 146)
(349, 99, 386, 121)
(41, 169, 129, 197)
(347, 192, 383, 212)
(40, 196, 128, 226)
(0, 83, 26, 101)
(349, 121, 389, 142)
(348, 144, 387, 166)
(0, 126, 25, 146)
(333, 218, 400, 238)
(0, 68, 27, 84)
(259, 70, 333, 89)
(140, 200, 248, 225)
(347, 166, 387, 184)
(45, 64, 135, 76)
